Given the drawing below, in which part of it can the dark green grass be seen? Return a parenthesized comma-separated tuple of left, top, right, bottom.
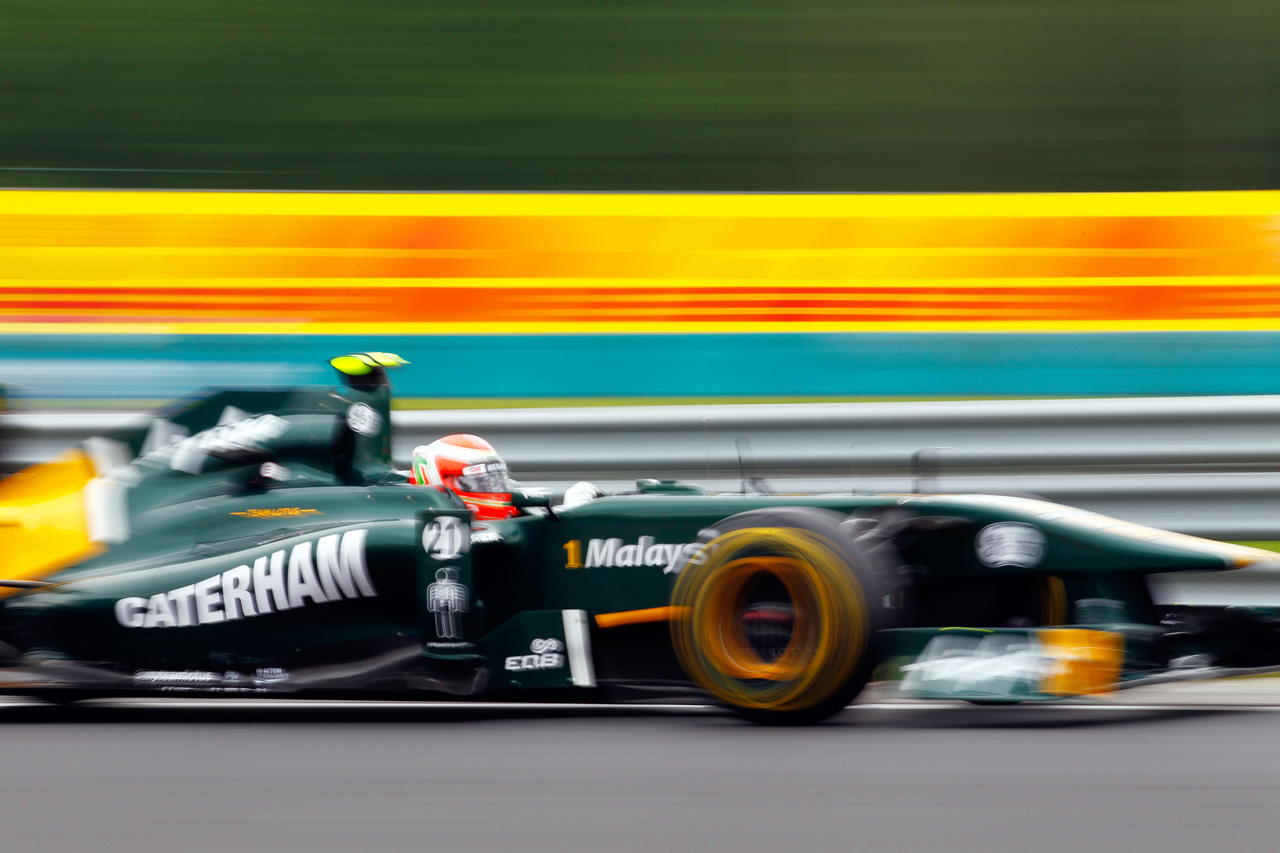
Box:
(0, 0, 1276, 192)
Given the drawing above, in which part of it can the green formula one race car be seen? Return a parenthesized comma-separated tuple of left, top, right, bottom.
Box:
(0, 354, 1277, 723)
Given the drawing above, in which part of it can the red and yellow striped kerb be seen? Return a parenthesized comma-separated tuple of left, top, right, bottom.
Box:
(1, 189, 1278, 335)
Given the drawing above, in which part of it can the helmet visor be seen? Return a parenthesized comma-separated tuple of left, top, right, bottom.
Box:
(456, 462, 510, 494)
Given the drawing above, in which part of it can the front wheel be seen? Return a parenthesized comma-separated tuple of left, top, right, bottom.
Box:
(669, 508, 886, 725)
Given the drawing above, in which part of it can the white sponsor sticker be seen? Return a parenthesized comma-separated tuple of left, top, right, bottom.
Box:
(134, 670, 221, 684)
(254, 668, 290, 685)
(505, 638, 567, 672)
(345, 403, 381, 437)
(422, 516, 469, 560)
(975, 522, 1046, 568)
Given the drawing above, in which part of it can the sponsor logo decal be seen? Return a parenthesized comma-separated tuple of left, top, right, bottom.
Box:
(134, 670, 221, 684)
(563, 536, 710, 574)
(426, 567, 469, 639)
(114, 529, 376, 629)
(130, 668, 291, 691)
(254, 667, 290, 685)
(345, 403, 381, 437)
(975, 522, 1046, 568)
(230, 507, 322, 519)
(422, 516, 469, 561)
(505, 638, 566, 672)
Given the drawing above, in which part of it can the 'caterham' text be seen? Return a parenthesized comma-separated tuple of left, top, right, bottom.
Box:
(115, 529, 375, 628)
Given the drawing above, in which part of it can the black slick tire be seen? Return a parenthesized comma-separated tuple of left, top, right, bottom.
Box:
(669, 507, 885, 725)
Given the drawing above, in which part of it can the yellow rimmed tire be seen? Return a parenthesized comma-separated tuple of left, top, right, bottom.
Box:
(669, 508, 885, 725)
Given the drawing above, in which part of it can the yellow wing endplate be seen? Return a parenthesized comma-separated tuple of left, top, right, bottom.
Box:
(0, 450, 103, 597)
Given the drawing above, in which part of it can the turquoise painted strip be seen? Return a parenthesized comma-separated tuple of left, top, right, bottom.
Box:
(4, 332, 1280, 399)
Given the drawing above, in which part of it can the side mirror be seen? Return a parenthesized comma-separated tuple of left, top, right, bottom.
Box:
(510, 488, 553, 509)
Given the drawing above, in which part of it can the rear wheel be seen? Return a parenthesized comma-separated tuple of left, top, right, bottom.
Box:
(669, 508, 885, 725)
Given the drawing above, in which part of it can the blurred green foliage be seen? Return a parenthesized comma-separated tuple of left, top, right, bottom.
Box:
(0, 0, 1275, 192)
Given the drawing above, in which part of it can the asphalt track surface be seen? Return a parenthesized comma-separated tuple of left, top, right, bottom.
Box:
(4, 696, 1280, 852)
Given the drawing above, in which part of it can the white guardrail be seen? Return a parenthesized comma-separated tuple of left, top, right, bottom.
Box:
(6, 395, 1280, 606)
(6, 395, 1280, 543)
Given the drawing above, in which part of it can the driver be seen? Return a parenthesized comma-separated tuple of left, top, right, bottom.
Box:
(410, 434, 518, 520)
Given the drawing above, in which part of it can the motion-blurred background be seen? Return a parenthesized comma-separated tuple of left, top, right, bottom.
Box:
(3, 0, 1277, 193)
(0, 0, 1277, 408)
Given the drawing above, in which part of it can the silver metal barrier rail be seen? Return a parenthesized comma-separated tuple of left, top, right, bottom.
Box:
(5, 396, 1280, 539)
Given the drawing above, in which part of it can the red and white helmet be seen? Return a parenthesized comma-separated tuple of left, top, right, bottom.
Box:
(410, 434, 517, 520)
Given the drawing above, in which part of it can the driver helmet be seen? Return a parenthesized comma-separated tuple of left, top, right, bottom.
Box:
(410, 434, 518, 520)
